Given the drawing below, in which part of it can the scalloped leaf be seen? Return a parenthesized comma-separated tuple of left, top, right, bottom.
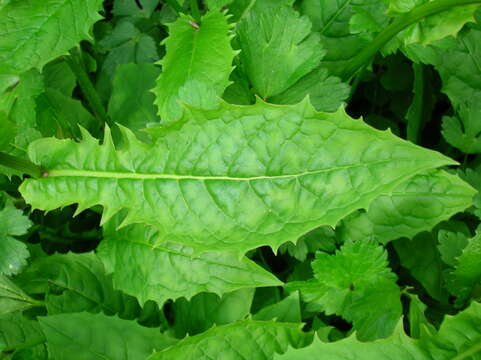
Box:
(339, 169, 475, 244)
(97, 217, 282, 305)
(153, 10, 236, 123)
(148, 320, 311, 360)
(20, 100, 455, 255)
(0, 0, 103, 74)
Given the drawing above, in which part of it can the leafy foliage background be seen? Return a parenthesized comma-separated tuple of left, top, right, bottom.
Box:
(2, 0, 481, 359)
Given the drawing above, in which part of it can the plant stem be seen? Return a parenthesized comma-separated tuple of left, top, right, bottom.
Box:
(342, 0, 481, 80)
(0, 152, 42, 178)
(406, 63, 425, 144)
(65, 48, 112, 127)
(190, 0, 201, 22)
(165, 0, 182, 14)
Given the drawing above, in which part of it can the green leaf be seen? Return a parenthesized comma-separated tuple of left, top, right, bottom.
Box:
(387, 0, 479, 48)
(113, 0, 160, 18)
(0, 313, 46, 354)
(39, 312, 176, 360)
(237, 4, 323, 98)
(0, 201, 32, 275)
(171, 288, 254, 337)
(276, 302, 481, 359)
(35, 88, 97, 139)
(446, 232, 481, 305)
(438, 229, 469, 267)
(42, 60, 76, 96)
(253, 291, 302, 323)
(14, 252, 146, 318)
(300, 0, 389, 76)
(97, 219, 282, 305)
(269, 68, 350, 112)
(205, 0, 232, 9)
(0, 0, 103, 74)
(0, 274, 38, 315)
(338, 170, 475, 244)
(442, 104, 481, 154)
(393, 232, 448, 301)
(153, 10, 236, 123)
(308, 241, 402, 341)
(406, 293, 435, 338)
(279, 226, 337, 262)
(149, 320, 311, 360)
(20, 100, 455, 255)
(108, 63, 161, 139)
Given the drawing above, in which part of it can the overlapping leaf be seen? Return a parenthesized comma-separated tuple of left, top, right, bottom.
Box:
(289, 241, 402, 341)
(236, 3, 323, 98)
(39, 312, 176, 360)
(20, 99, 455, 254)
(97, 218, 281, 305)
(339, 169, 475, 244)
(0, 201, 32, 275)
(0, 0, 103, 74)
(276, 302, 481, 360)
(149, 320, 311, 360)
(0, 313, 46, 355)
(153, 10, 236, 123)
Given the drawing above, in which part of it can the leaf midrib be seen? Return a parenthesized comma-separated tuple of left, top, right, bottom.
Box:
(45, 158, 428, 181)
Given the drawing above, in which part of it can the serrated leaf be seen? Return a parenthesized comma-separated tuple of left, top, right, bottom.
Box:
(442, 104, 481, 154)
(393, 232, 448, 301)
(446, 232, 481, 306)
(0, 274, 37, 315)
(0, 313, 45, 354)
(0, 201, 32, 275)
(253, 291, 302, 323)
(14, 252, 146, 318)
(339, 170, 475, 244)
(276, 302, 481, 359)
(171, 288, 254, 337)
(237, 4, 323, 98)
(20, 100, 455, 254)
(39, 312, 176, 360)
(307, 241, 402, 341)
(438, 229, 469, 267)
(0, 0, 103, 74)
(153, 10, 236, 123)
(148, 320, 311, 360)
(108, 63, 161, 140)
(96, 219, 282, 305)
(270, 67, 350, 112)
(35, 88, 97, 139)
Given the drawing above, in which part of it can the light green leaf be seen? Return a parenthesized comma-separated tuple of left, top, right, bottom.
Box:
(171, 288, 254, 337)
(406, 293, 435, 338)
(39, 312, 176, 360)
(14, 252, 145, 318)
(446, 232, 481, 305)
(149, 320, 311, 360)
(0, 274, 38, 315)
(108, 63, 160, 140)
(97, 219, 282, 305)
(0, 201, 32, 275)
(308, 241, 402, 341)
(393, 232, 448, 301)
(153, 10, 236, 123)
(0, 313, 46, 354)
(270, 68, 350, 112)
(338, 170, 475, 244)
(275, 323, 425, 359)
(237, 4, 323, 98)
(279, 226, 337, 262)
(0, 0, 103, 74)
(387, 0, 479, 47)
(276, 302, 481, 359)
(20, 100, 455, 254)
(253, 291, 302, 323)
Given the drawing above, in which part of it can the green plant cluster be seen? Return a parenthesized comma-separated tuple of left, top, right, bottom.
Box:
(2, 0, 481, 358)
